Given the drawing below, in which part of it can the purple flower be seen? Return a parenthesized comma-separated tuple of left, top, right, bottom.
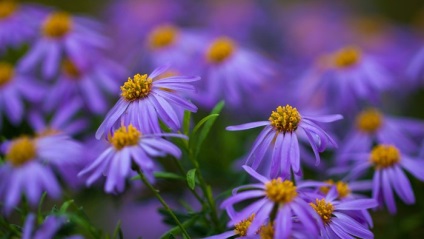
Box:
(43, 57, 126, 114)
(0, 1, 46, 51)
(343, 144, 424, 214)
(95, 66, 199, 138)
(226, 105, 342, 177)
(298, 46, 392, 114)
(407, 46, 424, 86)
(221, 166, 321, 239)
(196, 36, 275, 108)
(80, 124, 185, 193)
(338, 108, 424, 163)
(22, 213, 83, 239)
(0, 62, 44, 128)
(19, 11, 109, 79)
(0, 135, 81, 214)
(308, 188, 377, 239)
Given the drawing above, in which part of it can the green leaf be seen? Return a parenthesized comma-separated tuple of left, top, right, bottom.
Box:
(59, 200, 74, 213)
(191, 114, 219, 136)
(183, 110, 191, 135)
(112, 220, 123, 239)
(159, 215, 199, 239)
(131, 172, 185, 181)
(186, 169, 197, 190)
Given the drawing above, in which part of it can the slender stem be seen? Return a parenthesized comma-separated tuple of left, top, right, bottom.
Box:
(173, 158, 204, 203)
(136, 169, 191, 238)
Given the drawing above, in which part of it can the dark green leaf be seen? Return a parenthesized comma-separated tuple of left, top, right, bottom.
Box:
(186, 169, 197, 190)
(131, 172, 185, 181)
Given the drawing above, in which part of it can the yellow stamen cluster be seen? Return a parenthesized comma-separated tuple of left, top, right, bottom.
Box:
(355, 108, 382, 133)
(310, 199, 334, 224)
(0, 0, 17, 19)
(333, 46, 361, 68)
(62, 59, 81, 79)
(259, 223, 274, 239)
(206, 37, 235, 63)
(42, 12, 73, 38)
(269, 105, 301, 133)
(234, 214, 255, 236)
(6, 136, 37, 167)
(121, 74, 153, 101)
(0, 62, 14, 87)
(320, 180, 351, 199)
(110, 125, 141, 150)
(370, 145, 400, 169)
(265, 178, 297, 203)
(148, 25, 178, 49)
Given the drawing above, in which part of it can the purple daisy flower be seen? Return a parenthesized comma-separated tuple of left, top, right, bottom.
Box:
(0, 62, 45, 128)
(298, 46, 392, 114)
(226, 105, 342, 177)
(43, 57, 126, 114)
(0, 1, 46, 51)
(196, 36, 275, 108)
(0, 134, 81, 214)
(22, 213, 83, 239)
(308, 187, 377, 239)
(95, 66, 199, 138)
(80, 124, 186, 193)
(338, 108, 424, 162)
(343, 144, 424, 214)
(19, 11, 109, 79)
(407, 46, 424, 86)
(221, 166, 321, 239)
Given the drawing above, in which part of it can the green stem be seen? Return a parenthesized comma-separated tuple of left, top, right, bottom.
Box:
(173, 158, 204, 203)
(136, 169, 191, 238)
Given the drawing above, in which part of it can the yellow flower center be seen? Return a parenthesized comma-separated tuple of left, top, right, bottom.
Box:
(259, 223, 274, 239)
(148, 25, 178, 49)
(62, 59, 81, 79)
(206, 37, 235, 64)
(42, 12, 73, 38)
(121, 73, 153, 101)
(265, 178, 297, 204)
(234, 214, 255, 237)
(110, 125, 141, 150)
(0, 62, 14, 87)
(6, 137, 37, 167)
(310, 199, 334, 224)
(320, 180, 351, 199)
(0, 1, 17, 19)
(370, 145, 400, 169)
(269, 105, 301, 133)
(333, 46, 361, 68)
(355, 108, 382, 133)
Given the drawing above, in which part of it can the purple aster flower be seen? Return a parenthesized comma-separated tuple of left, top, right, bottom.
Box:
(0, 62, 45, 128)
(342, 144, 424, 214)
(95, 66, 199, 138)
(0, 1, 46, 51)
(226, 105, 342, 177)
(308, 187, 377, 239)
(337, 108, 424, 163)
(298, 46, 392, 114)
(407, 46, 424, 86)
(22, 213, 83, 239)
(19, 11, 109, 79)
(0, 134, 81, 214)
(196, 36, 275, 108)
(221, 166, 321, 239)
(80, 124, 186, 193)
(43, 57, 126, 114)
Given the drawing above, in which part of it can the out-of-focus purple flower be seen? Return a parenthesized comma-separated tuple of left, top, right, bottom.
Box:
(226, 105, 342, 177)
(43, 57, 126, 114)
(406, 45, 424, 86)
(342, 144, 424, 214)
(196, 36, 275, 108)
(308, 187, 377, 238)
(95, 66, 199, 138)
(338, 108, 424, 162)
(80, 124, 185, 193)
(298, 46, 392, 114)
(0, 62, 44, 128)
(0, 1, 46, 51)
(220, 166, 321, 239)
(19, 11, 109, 79)
(144, 24, 206, 74)
(0, 135, 82, 214)
(22, 213, 83, 239)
